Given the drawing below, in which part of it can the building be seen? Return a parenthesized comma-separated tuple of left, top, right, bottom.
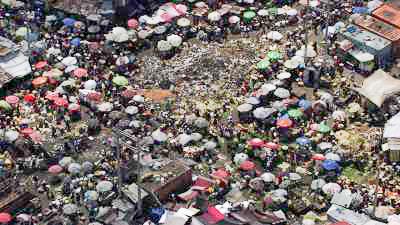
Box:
(353, 15, 400, 57)
(372, 4, 400, 29)
(339, 25, 393, 68)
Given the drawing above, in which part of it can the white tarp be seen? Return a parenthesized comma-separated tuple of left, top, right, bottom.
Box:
(384, 112, 400, 138)
(355, 69, 400, 107)
(0, 52, 31, 78)
(327, 205, 370, 225)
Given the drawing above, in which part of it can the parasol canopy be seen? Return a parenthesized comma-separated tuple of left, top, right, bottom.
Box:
(277, 71, 291, 80)
(0, 212, 12, 223)
(257, 59, 270, 71)
(318, 123, 331, 133)
(253, 107, 276, 119)
(68, 163, 81, 174)
(127, 18, 139, 29)
(73, 68, 88, 78)
(204, 141, 217, 150)
(152, 130, 168, 142)
(228, 15, 240, 24)
(63, 203, 78, 215)
(70, 37, 80, 46)
(59, 157, 74, 167)
(96, 180, 113, 192)
(16, 214, 31, 222)
(237, 103, 253, 113)
(267, 31, 283, 41)
(63, 18, 76, 27)
(177, 17, 191, 27)
(194, 117, 208, 128)
(296, 137, 310, 146)
(167, 34, 183, 47)
(286, 8, 297, 16)
(16, 27, 28, 37)
(48, 165, 63, 174)
(88, 25, 101, 33)
(284, 59, 299, 69)
(261, 172, 275, 182)
(84, 80, 97, 90)
(82, 161, 94, 173)
(311, 179, 326, 190)
(267, 51, 282, 61)
(112, 76, 129, 86)
(247, 138, 264, 147)
(240, 160, 255, 171)
(233, 153, 248, 165)
(289, 172, 301, 181)
(322, 160, 339, 171)
(208, 11, 221, 21)
(5, 130, 19, 142)
(0, 100, 12, 111)
(54, 97, 69, 107)
(24, 94, 36, 103)
(5, 95, 19, 104)
(105, 27, 129, 43)
(125, 106, 139, 115)
(325, 152, 341, 161)
(257, 9, 268, 16)
(296, 46, 317, 58)
(62, 56, 78, 66)
(274, 88, 290, 98)
(20, 128, 33, 136)
(32, 76, 48, 87)
(312, 154, 326, 161)
(276, 118, 293, 128)
(243, 10, 256, 22)
(322, 182, 342, 195)
(288, 108, 303, 119)
(84, 190, 99, 201)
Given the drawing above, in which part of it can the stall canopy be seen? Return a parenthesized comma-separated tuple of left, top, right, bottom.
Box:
(355, 69, 400, 107)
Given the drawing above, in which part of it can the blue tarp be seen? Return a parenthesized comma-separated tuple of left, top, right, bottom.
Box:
(352, 7, 368, 14)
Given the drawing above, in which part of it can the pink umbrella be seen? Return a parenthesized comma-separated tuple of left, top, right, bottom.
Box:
(48, 165, 63, 174)
(68, 103, 80, 113)
(35, 61, 48, 70)
(264, 142, 280, 150)
(175, 4, 188, 15)
(240, 160, 256, 171)
(127, 18, 139, 29)
(45, 91, 59, 101)
(54, 97, 69, 107)
(87, 92, 102, 102)
(160, 12, 174, 22)
(29, 131, 43, 144)
(247, 138, 264, 147)
(73, 68, 88, 78)
(5, 95, 19, 104)
(0, 212, 12, 223)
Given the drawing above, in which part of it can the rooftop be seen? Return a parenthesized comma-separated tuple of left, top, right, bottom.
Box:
(354, 15, 400, 42)
(342, 25, 391, 51)
(372, 4, 400, 29)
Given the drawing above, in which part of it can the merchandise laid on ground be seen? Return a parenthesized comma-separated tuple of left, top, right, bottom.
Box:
(2, 0, 400, 225)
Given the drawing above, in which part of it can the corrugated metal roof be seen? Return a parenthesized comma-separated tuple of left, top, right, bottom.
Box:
(0, 67, 13, 88)
(354, 15, 400, 42)
(372, 4, 400, 29)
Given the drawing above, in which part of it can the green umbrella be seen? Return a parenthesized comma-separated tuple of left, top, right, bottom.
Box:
(256, 59, 270, 71)
(16, 27, 29, 37)
(268, 7, 278, 16)
(112, 76, 129, 86)
(288, 109, 303, 119)
(0, 100, 12, 111)
(267, 51, 282, 61)
(318, 123, 331, 133)
(243, 11, 256, 23)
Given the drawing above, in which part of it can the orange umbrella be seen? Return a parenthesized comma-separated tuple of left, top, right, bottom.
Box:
(5, 95, 19, 104)
(35, 61, 48, 70)
(276, 118, 293, 128)
(54, 97, 68, 107)
(73, 68, 88, 78)
(32, 76, 48, 87)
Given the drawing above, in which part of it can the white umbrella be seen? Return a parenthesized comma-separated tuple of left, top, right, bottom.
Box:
(286, 9, 297, 16)
(302, 219, 315, 225)
(194, 117, 208, 128)
(322, 182, 342, 195)
(98, 102, 113, 112)
(260, 83, 277, 93)
(289, 172, 301, 181)
(89, 223, 103, 225)
(157, 40, 172, 52)
(105, 27, 129, 43)
(115, 56, 129, 66)
(284, 60, 299, 69)
(16, 27, 28, 37)
(133, 95, 144, 103)
(291, 55, 305, 64)
(178, 133, 192, 146)
(125, 106, 138, 115)
(63, 203, 78, 215)
(167, 34, 183, 47)
(325, 152, 341, 161)
(237, 103, 253, 113)
(246, 97, 260, 105)
(261, 172, 275, 182)
(204, 141, 217, 150)
(68, 163, 82, 174)
(233, 153, 248, 165)
(267, 31, 283, 41)
(272, 189, 288, 197)
(208, 11, 221, 21)
(296, 46, 317, 58)
(65, 65, 78, 73)
(190, 133, 203, 142)
(84, 80, 97, 90)
(177, 17, 191, 27)
(253, 107, 276, 120)
(257, 9, 268, 17)
(84, 190, 99, 201)
(274, 88, 290, 99)
(151, 130, 168, 142)
(332, 110, 347, 121)
(59, 157, 74, 167)
(5, 130, 19, 142)
(277, 72, 291, 80)
(96, 180, 113, 192)
(62, 56, 78, 66)
(82, 161, 93, 173)
(311, 179, 326, 190)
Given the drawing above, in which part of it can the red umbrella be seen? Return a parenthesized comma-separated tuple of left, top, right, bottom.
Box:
(247, 138, 264, 147)
(264, 142, 280, 150)
(312, 154, 326, 161)
(32, 76, 48, 87)
(5, 95, 19, 104)
(211, 168, 230, 184)
(23, 94, 36, 103)
(29, 131, 43, 144)
(240, 160, 255, 171)
(68, 103, 80, 113)
(48, 165, 63, 174)
(276, 118, 293, 128)
(35, 61, 48, 69)
(54, 97, 69, 107)
(127, 19, 139, 29)
(0, 212, 12, 223)
(45, 92, 59, 101)
(20, 128, 34, 136)
(73, 68, 88, 78)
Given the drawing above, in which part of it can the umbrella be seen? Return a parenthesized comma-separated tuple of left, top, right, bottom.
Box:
(157, 40, 172, 52)
(125, 106, 138, 115)
(234, 153, 248, 165)
(288, 109, 303, 119)
(0, 100, 11, 111)
(284, 59, 299, 69)
(68, 163, 82, 174)
(59, 157, 74, 167)
(96, 180, 113, 192)
(62, 56, 78, 66)
(105, 27, 129, 43)
(32, 76, 48, 87)
(89, 223, 103, 225)
(246, 97, 260, 105)
(16, 27, 28, 37)
(63, 203, 78, 215)
(177, 17, 191, 27)
(208, 11, 221, 21)
(276, 118, 292, 128)
(253, 107, 276, 120)
(272, 189, 288, 197)
(167, 34, 183, 47)
(311, 179, 326, 190)
(318, 123, 331, 133)
(85, 190, 99, 201)
(332, 110, 347, 121)
(247, 138, 264, 147)
(257, 9, 269, 16)
(190, 133, 202, 142)
(318, 142, 332, 151)
(152, 130, 168, 142)
(325, 153, 341, 161)
(109, 111, 124, 120)
(264, 142, 279, 150)
(312, 154, 326, 161)
(249, 177, 264, 191)
(375, 206, 394, 220)
(261, 172, 275, 182)
(87, 14, 101, 22)
(45, 91, 59, 101)
(240, 160, 255, 171)
(0, 212, 12, 223)
(5, 130, 19, 142)
(65, 65, 78, 73)
(277, 72, 291, 80)
(274, 88, 290, 98)
(5, 95, 19, 104)
(256, 59, 270, 71)
(20, 128, 33, 136)
(204, 141, 217, 150)
(177, 133, 191, 146)
(322, 160, 339, 171)
(54, 98, 68, 107)
(48, 165, 63, 174)
(82, 161, 93, 173)
(243, 10, 256, 22)
(228, 15, 240, 24)
(267, 51, 282, 61)
(71, 37, 81, 46)
(237, 103, 253, 113)
(127, 18, 139, 29)
(84, 80, 97, 90)
(298, 99, 312, 110)
(296, 137, 310, 146)
(24, 94, 36, 103)
(88, 25, 101, 33)
(286, 8, 297, 16)
(98, 102, 113, 112)
(296, 46, 317, 58)
(73, 68, 88, 78)
(289, 172, 301, 181)
(63, 18, 76, 27)
(16, 214, 31, 222)
(267, 31, 283, 41)
(194, 117, 208, 128)
(322, 182, 342, 195)
(133, 95, 145, 103)
(112, 76, 129, 86)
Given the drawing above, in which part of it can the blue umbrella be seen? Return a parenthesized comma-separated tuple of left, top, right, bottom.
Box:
(149, 208, 165, 224)
(63, 18, 76, 27)
(296, 137, 310, 146)
(322, 160, 339, 171)
(71, 37, 81, 46)
(298, 99, 311, 110)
